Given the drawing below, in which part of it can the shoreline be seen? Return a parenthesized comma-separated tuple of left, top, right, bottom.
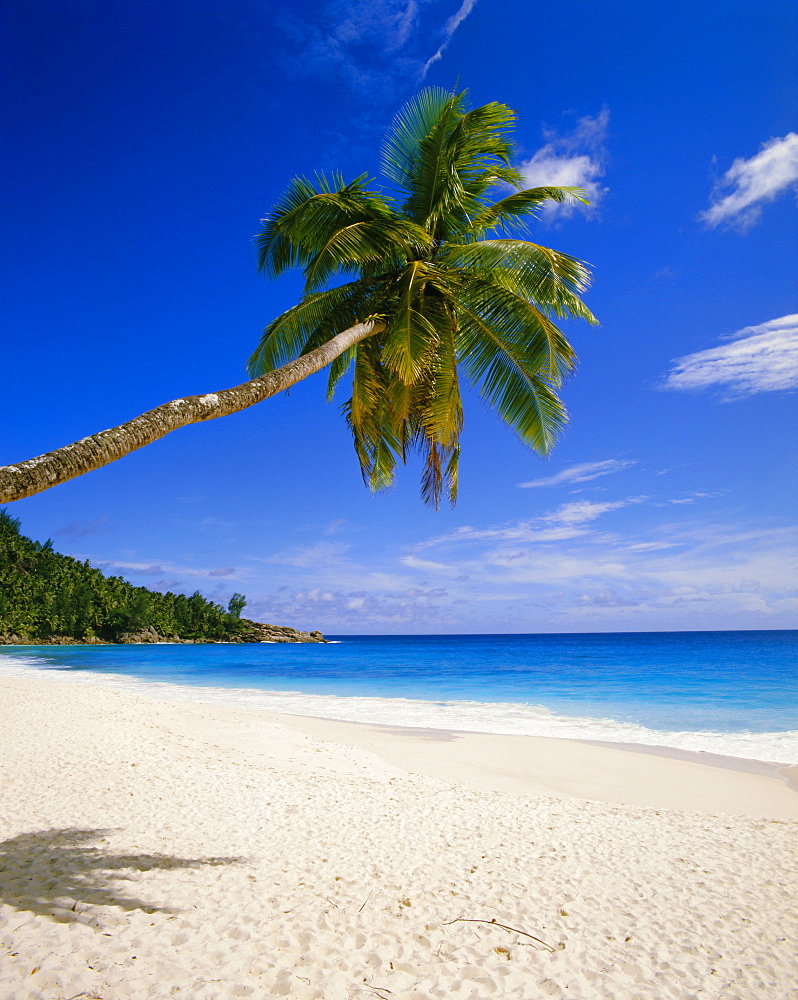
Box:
(1, 672, 796, 816)
(266, 710, 798, 818)
(1, 674, 796, 1000)
(1, 645, 796, 770)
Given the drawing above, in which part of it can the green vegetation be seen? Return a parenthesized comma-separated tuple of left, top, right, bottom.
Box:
(0, 509, 246, 642)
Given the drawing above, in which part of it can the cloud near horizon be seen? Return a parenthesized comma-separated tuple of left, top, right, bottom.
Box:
(699, 133, 798, 230)
(661, 314, 798, 397)
(396, 500, 798, 628)
(240, 496, 797, 630)
(516, 109, 610, 219)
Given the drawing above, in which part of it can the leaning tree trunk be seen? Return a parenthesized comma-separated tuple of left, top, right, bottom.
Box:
(0, 319, 384, 504)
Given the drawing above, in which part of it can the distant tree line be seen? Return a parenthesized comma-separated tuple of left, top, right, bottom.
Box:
(0, 509, 247, 642)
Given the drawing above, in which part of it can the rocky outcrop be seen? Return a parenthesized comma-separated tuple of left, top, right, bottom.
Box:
(0, 632, 105, 645)
(230, 620, 327, 643)
(113, 620, 327, 644)
(114, 626, 180, 644)
(0, 620, 327, 645)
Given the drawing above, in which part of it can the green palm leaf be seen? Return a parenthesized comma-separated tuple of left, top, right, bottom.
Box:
(247, 280, 381, 376)
(455, 293, 570, 453)
(468, 186, 589, 236)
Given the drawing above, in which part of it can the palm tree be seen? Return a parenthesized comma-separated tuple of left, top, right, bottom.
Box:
(0, 88, 597, 506)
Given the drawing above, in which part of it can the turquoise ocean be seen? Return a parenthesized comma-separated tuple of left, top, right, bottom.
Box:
(1, 630, 796, 763)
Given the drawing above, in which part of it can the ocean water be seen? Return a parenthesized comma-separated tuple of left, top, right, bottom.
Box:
(1, 631, 796, 763)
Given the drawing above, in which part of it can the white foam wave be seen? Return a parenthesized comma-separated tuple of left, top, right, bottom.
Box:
(1, 652, 796, 764)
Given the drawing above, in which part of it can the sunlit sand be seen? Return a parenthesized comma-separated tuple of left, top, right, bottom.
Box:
(1, 676, 795, 999)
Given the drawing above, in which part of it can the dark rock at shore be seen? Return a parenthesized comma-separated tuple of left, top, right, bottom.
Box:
(230, 620, 328, 644)
(0, 619, 327, 646)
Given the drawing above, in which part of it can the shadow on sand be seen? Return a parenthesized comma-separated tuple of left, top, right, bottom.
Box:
(0, 827, 241, 921)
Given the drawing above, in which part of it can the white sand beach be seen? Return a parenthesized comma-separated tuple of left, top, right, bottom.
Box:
(1, 675, 796, 1000)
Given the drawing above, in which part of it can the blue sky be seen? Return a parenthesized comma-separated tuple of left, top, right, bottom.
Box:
(3, 0, 797, 634)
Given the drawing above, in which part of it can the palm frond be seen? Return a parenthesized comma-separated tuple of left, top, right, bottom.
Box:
(420, 303, 462, 448)
(325, 344, 358, 401)
(468, 186, 589, 237)
(381, 88, 464, 190)
(255, 173, 395, 280)
(381, 261, 442, 384)
(457, 276, 577, 385)
(449, 101, 516, 188)
(400, 93, 467, 233)
(303, 217, 431, 292)
(345, 343, 406, 493)
(440, 238, 594, 297)
(455, 290, 571, 453)
(484, 262, 597, 326)
(247, 280, 381, 376)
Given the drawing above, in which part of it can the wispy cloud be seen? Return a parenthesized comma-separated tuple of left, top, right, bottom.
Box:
(542, 498, 643, 526)
(417, 497, 645, 549)
(261, 540, 351, 569)
(699, 133, 798, 230)
(661, 314, 798, 397)
(516, 109, 610, 219)
(279, 0, 421, 99)
(397, 501, 798, 629)
(163, 494, 795, 631)
(248, 584, 451, 628)
(55, 516, 109, 537)
(280, 0, 480, 100)
(91, 558, 244, 582)
(422, 0, 480, 76)
(518, 459, 636, 489)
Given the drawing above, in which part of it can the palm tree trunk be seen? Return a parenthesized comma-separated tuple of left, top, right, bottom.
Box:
(0, 319, 383, 504)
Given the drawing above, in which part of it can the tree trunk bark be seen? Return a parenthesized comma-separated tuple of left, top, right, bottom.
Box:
(0, 319, 383, 504)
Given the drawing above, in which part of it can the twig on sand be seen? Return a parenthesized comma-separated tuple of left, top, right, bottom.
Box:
(442, 917, 556, 952)
(55, 993, 107, 1000)
(358, 889, 373, 913)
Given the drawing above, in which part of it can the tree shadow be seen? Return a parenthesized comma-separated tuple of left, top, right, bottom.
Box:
(0, 827, 242, 922)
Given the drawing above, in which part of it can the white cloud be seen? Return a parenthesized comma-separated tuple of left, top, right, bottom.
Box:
(400, 506, 798, 629)
(541, 498, 641, 526)
(248, 584, 451, 628)
(662, 314, 798, 397)
(699, 133, 798, 230)
(419, 496, 644, 549)
(167, 496, 795, 632)
(519, 458, 635, 488)
(516, 109, 609, 219)
(422, 0, 479, 76)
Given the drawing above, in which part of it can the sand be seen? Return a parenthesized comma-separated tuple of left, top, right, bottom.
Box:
(0, 676, 795, 1000)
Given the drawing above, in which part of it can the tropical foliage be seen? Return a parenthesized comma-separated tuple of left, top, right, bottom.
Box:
(249, 87, 597, 506)
(0, 510, 246, 641)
